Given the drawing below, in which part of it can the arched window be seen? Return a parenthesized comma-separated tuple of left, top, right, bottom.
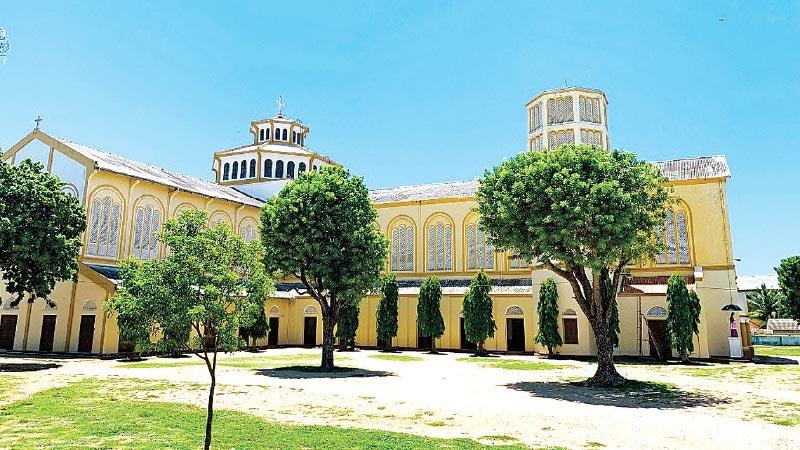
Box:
(313, 164, 318, 171)
(265, 128, 271, 141)
(231, 161, 239, 179)
(425, 215, 453, 271)
(87, 193, 122, 258)
(275, 160, 284, 178)
(646, 306, 668, 317)
(82, 300, 98, 311)
(506, 305, 524, 316)
(465, 217, 494, 270)
(259, 129, 265, 141)
(282, 129, 288, 141)
(292, 131, 296, 143)
(222, 163, 230, 181)
(249, 159, 256, 178)
(209, 211, 232, 228)
(508, 253, 529, 269)
(298, 162, 307, 174)
(269, 305, 279, 315)
(655, 210, 691, 265)
(239, 221, 258, 243)
(132, 203, 162, 260)
(389, 219, 415, 272)
(304, 305, 318, 315)
(240, 160, 247, 179)
(264, 159, 273, 178)
(287, 161, 295, 179)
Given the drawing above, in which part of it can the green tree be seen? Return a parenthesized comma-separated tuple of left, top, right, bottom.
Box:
(260, 166, 387, 370)
(240, 305, 270, 349)
(417, 275, 445, 353)
(665, 274, 702, 363)
(0, 159, 86, 306)
(776, 256, 800, 321)
(336, 295, 360, 351)
(106, 210, 273, 450)
(476, 144, 673, 386)
(462, 270, 496, 356)
(746, 283, 786, 324)
(535, 277, 562, 357)
(376, 273, 399, 352)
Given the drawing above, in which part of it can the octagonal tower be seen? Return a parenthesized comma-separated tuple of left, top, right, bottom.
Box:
(527, 87, 609, 151)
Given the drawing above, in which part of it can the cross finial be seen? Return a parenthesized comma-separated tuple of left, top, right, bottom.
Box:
(34, 115, 43, 130)
(276, 96, 285, 117)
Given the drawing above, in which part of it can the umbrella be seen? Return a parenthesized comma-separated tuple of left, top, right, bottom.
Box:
(721, 304, 743, 311)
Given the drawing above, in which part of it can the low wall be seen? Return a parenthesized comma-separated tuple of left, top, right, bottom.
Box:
(753, 335, 800, 346)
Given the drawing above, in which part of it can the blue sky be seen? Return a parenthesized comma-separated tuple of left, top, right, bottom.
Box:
(1, 1, 798, 275)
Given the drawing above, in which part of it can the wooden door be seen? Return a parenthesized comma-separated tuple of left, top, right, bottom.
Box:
(0, 315, 18, 350)
(39, 315, 57, 352)
(647, 319, 670, 360)
(460, 318, 476, 350)
(268, 317, 279, 346)
(506, 318, 525, 352)
(77, 315, 95, 353)
(303, 317, 317, 347)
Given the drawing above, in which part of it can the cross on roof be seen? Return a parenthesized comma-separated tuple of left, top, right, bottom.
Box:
(34, 115, 43, 130)
(276, 96, 285, 117)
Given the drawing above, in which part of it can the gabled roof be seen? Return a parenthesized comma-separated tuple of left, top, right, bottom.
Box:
(51, 135, 264, 207)
(369, 155, 731, 204)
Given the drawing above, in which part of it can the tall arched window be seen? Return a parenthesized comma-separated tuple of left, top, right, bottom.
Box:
(132, 203, 162, 260)
(264, 159, 273, 178)
(240, 160, 247, 178)
(223, 163, 230, 181)
(87, 193, 122, 258)
(287, 161, 295, 179)
(426, 215, 453, 271)
(239, 221, 258, 243)
(275, 160, 284, 178)
(231, 161, 239, 179)
(282, 129, 287, 141)
(298, 162, 307, 174)
(292, 131, 297, 143)
(465, 217, 494, 270)
(265, 128, 271, 141)
(655, 210, 691, 265)
(275, 128, 282, 140)
(249, 158, 256, 178)
(259, 129, 265, 141)
(389, 218, 415, 272)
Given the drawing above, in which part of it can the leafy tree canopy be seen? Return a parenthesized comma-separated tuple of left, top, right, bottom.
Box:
(776, 256, 800, 321)
(0, 159, 86, 305)
(461, 270, 496, 354)
(417, 275, 445, 352)
(376, 273, 399, 350)
(665, 274, 701, 362)
(746, 283, 786, 324)
(535, 277, 562, 357)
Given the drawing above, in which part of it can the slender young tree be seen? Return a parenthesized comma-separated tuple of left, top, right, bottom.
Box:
(776, 256, 800, 321)
(462, 270, 496, 355)
(535, 277, 562, 357)
(336, 295, 360, 351)
(417, 276, 445, 353)
(106, 210, 273, 450)
(0, 159, 86, 306)
(240, 305, 269, 348)
(376, 273, 399, 351)
(260, 166, 388, 370)
(665, 274, 702, 363)
(477, 144, 673, 386)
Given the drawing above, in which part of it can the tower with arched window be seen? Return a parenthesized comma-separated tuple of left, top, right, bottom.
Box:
(527, 87, 610, 151)
(213, 98, 340, 200)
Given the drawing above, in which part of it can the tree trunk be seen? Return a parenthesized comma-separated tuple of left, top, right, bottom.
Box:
(321, 315, 336, 370)
(430, 336, 437, 354)
(204, 366, 216, 450)
(383, 338, 391, 352)
(477, 341, 486, 356)
(680, 349, 689, 363)
(547, 346, 553, 359)
(587, 317, 626, 387)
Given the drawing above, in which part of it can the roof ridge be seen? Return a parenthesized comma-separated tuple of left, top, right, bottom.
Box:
(370, 179, 478, 192)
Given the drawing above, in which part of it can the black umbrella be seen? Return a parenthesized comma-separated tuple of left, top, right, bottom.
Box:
(721, 304, 743, 311)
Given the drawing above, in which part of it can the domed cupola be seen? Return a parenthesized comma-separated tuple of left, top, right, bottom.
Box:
(250, 96, 309, 148)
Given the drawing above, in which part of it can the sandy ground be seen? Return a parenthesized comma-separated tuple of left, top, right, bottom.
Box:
(1, 348, 799, 450)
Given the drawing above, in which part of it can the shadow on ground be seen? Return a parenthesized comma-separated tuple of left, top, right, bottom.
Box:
(256, 365, 394, 379)
(751, 355, 799, 366)
(505, 381, 730, 409)
(0, 362, 60, 372)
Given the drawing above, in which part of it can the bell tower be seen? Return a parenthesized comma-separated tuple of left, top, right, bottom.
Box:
(526, 87, 610, 151)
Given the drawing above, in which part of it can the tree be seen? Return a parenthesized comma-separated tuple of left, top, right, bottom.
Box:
(376, 273, 399, 351)
(240, 305, 270, 349)
(336, 295, 360, 351)
(106, 210, 273, 450)
(776, 256, 800, 321)
(260, 166, 387, 370)
(665, 274, 701, 363)
(417, 275, 445, 353)
(746, 283, 786, 324)
(462, 270, 496, 355)
(0, 159, 86, 306)
(476, 144, 673, 386)
(535, 277, 562, 357)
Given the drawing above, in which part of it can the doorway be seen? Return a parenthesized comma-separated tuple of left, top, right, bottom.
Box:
(0, 315, 17, 350)
(506, 318, 525, 352)
(77, 315, 95, 353)
(460, 318, 476, 351)
(303, 317, 317, 347)
(39, 315, 57, 352)
(647, 319, 670, 360)
(268, 317, 279, 346)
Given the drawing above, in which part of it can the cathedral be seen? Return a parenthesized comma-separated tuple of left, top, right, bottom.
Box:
(0, 87, 747, 359)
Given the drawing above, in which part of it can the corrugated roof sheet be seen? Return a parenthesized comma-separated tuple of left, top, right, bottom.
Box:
(274, 277, 533, 298)
(370, 155, 730, 204)
(54, 137, 264, 207)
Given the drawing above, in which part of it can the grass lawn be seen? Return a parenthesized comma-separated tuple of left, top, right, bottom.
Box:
(120, 353, 346, 370)
(0, 375, 20, 401)
(753, 345, 800, 357)
(368, 354, 424, 362)
(457, 357, 570, 371)
(0, 378, 536, 449)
